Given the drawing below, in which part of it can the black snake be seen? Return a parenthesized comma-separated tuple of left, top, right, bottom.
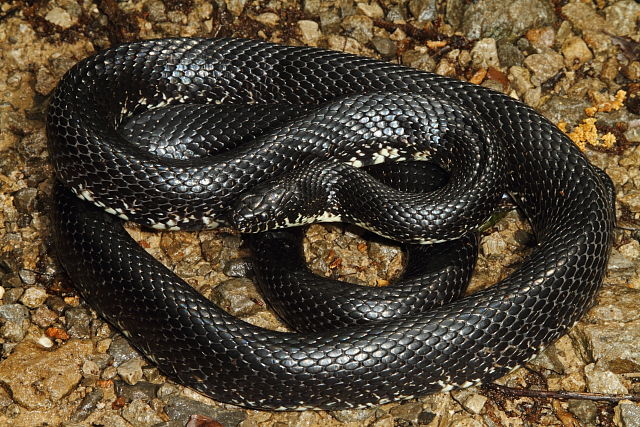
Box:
(47, 38, 615, 410)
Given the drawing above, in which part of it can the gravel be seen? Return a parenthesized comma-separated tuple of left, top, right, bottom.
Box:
(0, 0, 638, 425)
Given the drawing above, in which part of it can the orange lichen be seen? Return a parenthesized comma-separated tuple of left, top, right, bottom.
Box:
(558, 90, 624, 150)
(557, 121, 569, 133)
(561, 118, 617, 150)
(585, 90, 627, 117)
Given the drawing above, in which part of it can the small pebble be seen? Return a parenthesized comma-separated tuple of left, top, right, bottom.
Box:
(82, 360, 101, 378)
(18, 269, 36, 286)
(357, 2, 384, 19)
(45, 7, 75, 29)
(37, 336, 54, 349)
(19, 286, 47, 308)
(298, 20, 322, 45)
(561, 36, 593, 70)
(255, 12, 279, 27)
(117, 358, 145, 385)
(372, 36, 397, 58)
(121, 398, 164, 426)
(585, 364, 628, 394)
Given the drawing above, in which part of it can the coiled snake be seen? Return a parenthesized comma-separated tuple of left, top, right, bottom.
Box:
(47, 38, 615, 410)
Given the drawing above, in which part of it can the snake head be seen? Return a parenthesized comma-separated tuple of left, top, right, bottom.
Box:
(229, 168, 341, 233)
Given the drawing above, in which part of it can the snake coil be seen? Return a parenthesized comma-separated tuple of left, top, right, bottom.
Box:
(48, 38, 615, 410)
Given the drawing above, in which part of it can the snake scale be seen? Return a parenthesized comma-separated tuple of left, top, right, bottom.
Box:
(47, 38, 615, 410)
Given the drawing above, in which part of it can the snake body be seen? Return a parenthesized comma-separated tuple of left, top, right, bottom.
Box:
(48, 38, 615, 410)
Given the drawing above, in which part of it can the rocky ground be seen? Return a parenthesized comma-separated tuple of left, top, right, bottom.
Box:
(0, 0, 639, 426)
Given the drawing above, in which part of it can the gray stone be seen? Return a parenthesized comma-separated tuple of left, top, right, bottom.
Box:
(389, 401, 424, 422)
(121, 398, 164, 426)
(561, 2, 607, 33)
(144, 0, 166, 22)
(607, 249, 636, 271)
(508, 66, 534, 97)
(446, 0, 466, 30)
(164, 396, 246, 426)
(210, 278, 264, 317)
(45, 7, 76, 29)
(401, 48, 436, 72)
(341, 15, 374, 44)
(579, 315, 640, 375)
(320, 10, 342, 33)
(452, 389, 487, 415)
(605, 0, 640, 37)
(81, 359, 101, 379)
(157, 383, 180, 399)
(616, 402, 640, 427)
(298, 20, 322, 45)
(561, 36, 593, 70)
(0, 319, 27, 342)
(357, 2, 384, 19)
(303, 0, 322, 16)
(18, 269, 36, 286)
(2, 287, 23, 305)
(225, 0, 247, 16)
(497, 41, 525, 68)
(331, 407, 376, 423)
(626, 126, 640, 144)
(223, 257, 253, 278)
(254, 12, 279, 27)
(117, 358, 145, 385)
(115, 381, 160, 402)
(523, 48, 564, 85)
(69, 388, 104, 423)
(584, 364, 628, 394)
(0, 304, 28, 323)
(409, 0, 437, 22)
(567, 399, 598, 426)
(0, 304, 29, 342)
(109, 335, 140, 366)
(12, 187, 38, 214)
(19, 286, 47, 308)
(462, 0, 555, 40)
(372, 36, 397, 58)
(567, 78, 606, 99)
(386, 4, 408, 23)
(538, 96, 590, 126)
(471, 38, 500, 69)
(65, 307, 92, 338)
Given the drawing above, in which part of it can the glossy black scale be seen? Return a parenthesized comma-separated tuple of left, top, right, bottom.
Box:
(48, 38, 615, 410)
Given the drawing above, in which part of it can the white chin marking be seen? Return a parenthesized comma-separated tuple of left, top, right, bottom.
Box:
(282, 212, 342, 227)
(412, 150, 431, 160)
(201, 216, 220, 228)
